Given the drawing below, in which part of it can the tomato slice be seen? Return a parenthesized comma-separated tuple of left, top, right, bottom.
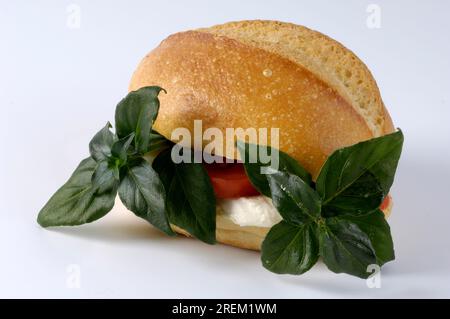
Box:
(204, 162, 394, 211)
(203, 162, 260, 199)
(380, 194, 391, 211)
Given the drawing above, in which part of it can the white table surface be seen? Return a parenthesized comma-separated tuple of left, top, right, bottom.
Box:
(1, 0, 450, 298)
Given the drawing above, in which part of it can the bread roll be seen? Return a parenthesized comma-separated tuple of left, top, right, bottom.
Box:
(129, 20, 395, 250)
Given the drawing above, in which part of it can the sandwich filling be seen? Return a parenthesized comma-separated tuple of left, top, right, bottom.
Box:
(113, 160, 392, 229)
(218, 196, 282, 227)
(206, 161, 392, 228)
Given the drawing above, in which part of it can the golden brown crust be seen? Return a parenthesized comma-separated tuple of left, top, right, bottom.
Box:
(199, 20, 393, 136)
(130, 29, 376, 177)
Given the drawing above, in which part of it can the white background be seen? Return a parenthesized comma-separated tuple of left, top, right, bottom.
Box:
(1, 0, 450, 298)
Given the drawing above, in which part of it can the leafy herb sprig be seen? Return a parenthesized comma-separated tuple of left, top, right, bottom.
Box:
(38, 86, 404, 279)
(237, 130, 403, 278)
(38, 87, 216, 243)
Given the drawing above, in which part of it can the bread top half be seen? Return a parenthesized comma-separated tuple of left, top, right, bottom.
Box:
(129, 20, 394, 177)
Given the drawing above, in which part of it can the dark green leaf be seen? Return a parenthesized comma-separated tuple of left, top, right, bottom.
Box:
(89, 123, 114, 162)
(37, 157, 117, 227)
(321, 171, 384, 217)
(340, 210, 394, 265)
(115, 86, 165, 154)
(111, 133, 135, 164)
(267, 171, 321, 224)
(118, 159, 173, 236)
(320, 217, 377, 278)
(147, 131, 173, 153)
(237, 141, 313, 197)
(261, 221, 319, 274)
(316, 130, 403, 216)
(153, 148, 216, 244)
(91, 160, 118, 194)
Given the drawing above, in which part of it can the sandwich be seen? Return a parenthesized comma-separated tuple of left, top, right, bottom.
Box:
(38, 20, 403, 279)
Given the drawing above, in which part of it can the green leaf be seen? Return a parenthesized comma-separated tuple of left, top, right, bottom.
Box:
(321, 172, 384, 218)
(91, 160, 118, 194)
(237, 141, 313, 197)
(261, 221, 319, 275)
(320, 217, 377, 279)
(38, 157, 117, 227)
(340, 210, 394, 265)
(267, 171, 321, 224)
(153, 148, 216, 244)
(316, 130, 404, 216)
(111, 133, 135, 164)
(115, 86, 165, 154)
(89, 123, 114, 162)
(147, 131, 173, 153)
(118, 159, 173, 236)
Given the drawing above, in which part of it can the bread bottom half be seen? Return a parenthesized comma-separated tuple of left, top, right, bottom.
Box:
(171, 214, 268, 251)
(172, 197, 393, 251)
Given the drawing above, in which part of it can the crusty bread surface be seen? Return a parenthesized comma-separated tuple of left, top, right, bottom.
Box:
(129, 20, 395, 250)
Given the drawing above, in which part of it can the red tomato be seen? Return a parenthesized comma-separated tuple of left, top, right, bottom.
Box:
(203, 162, 260, 199)
(380, 194, 391, 211)
(205, 162, 394, 210)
